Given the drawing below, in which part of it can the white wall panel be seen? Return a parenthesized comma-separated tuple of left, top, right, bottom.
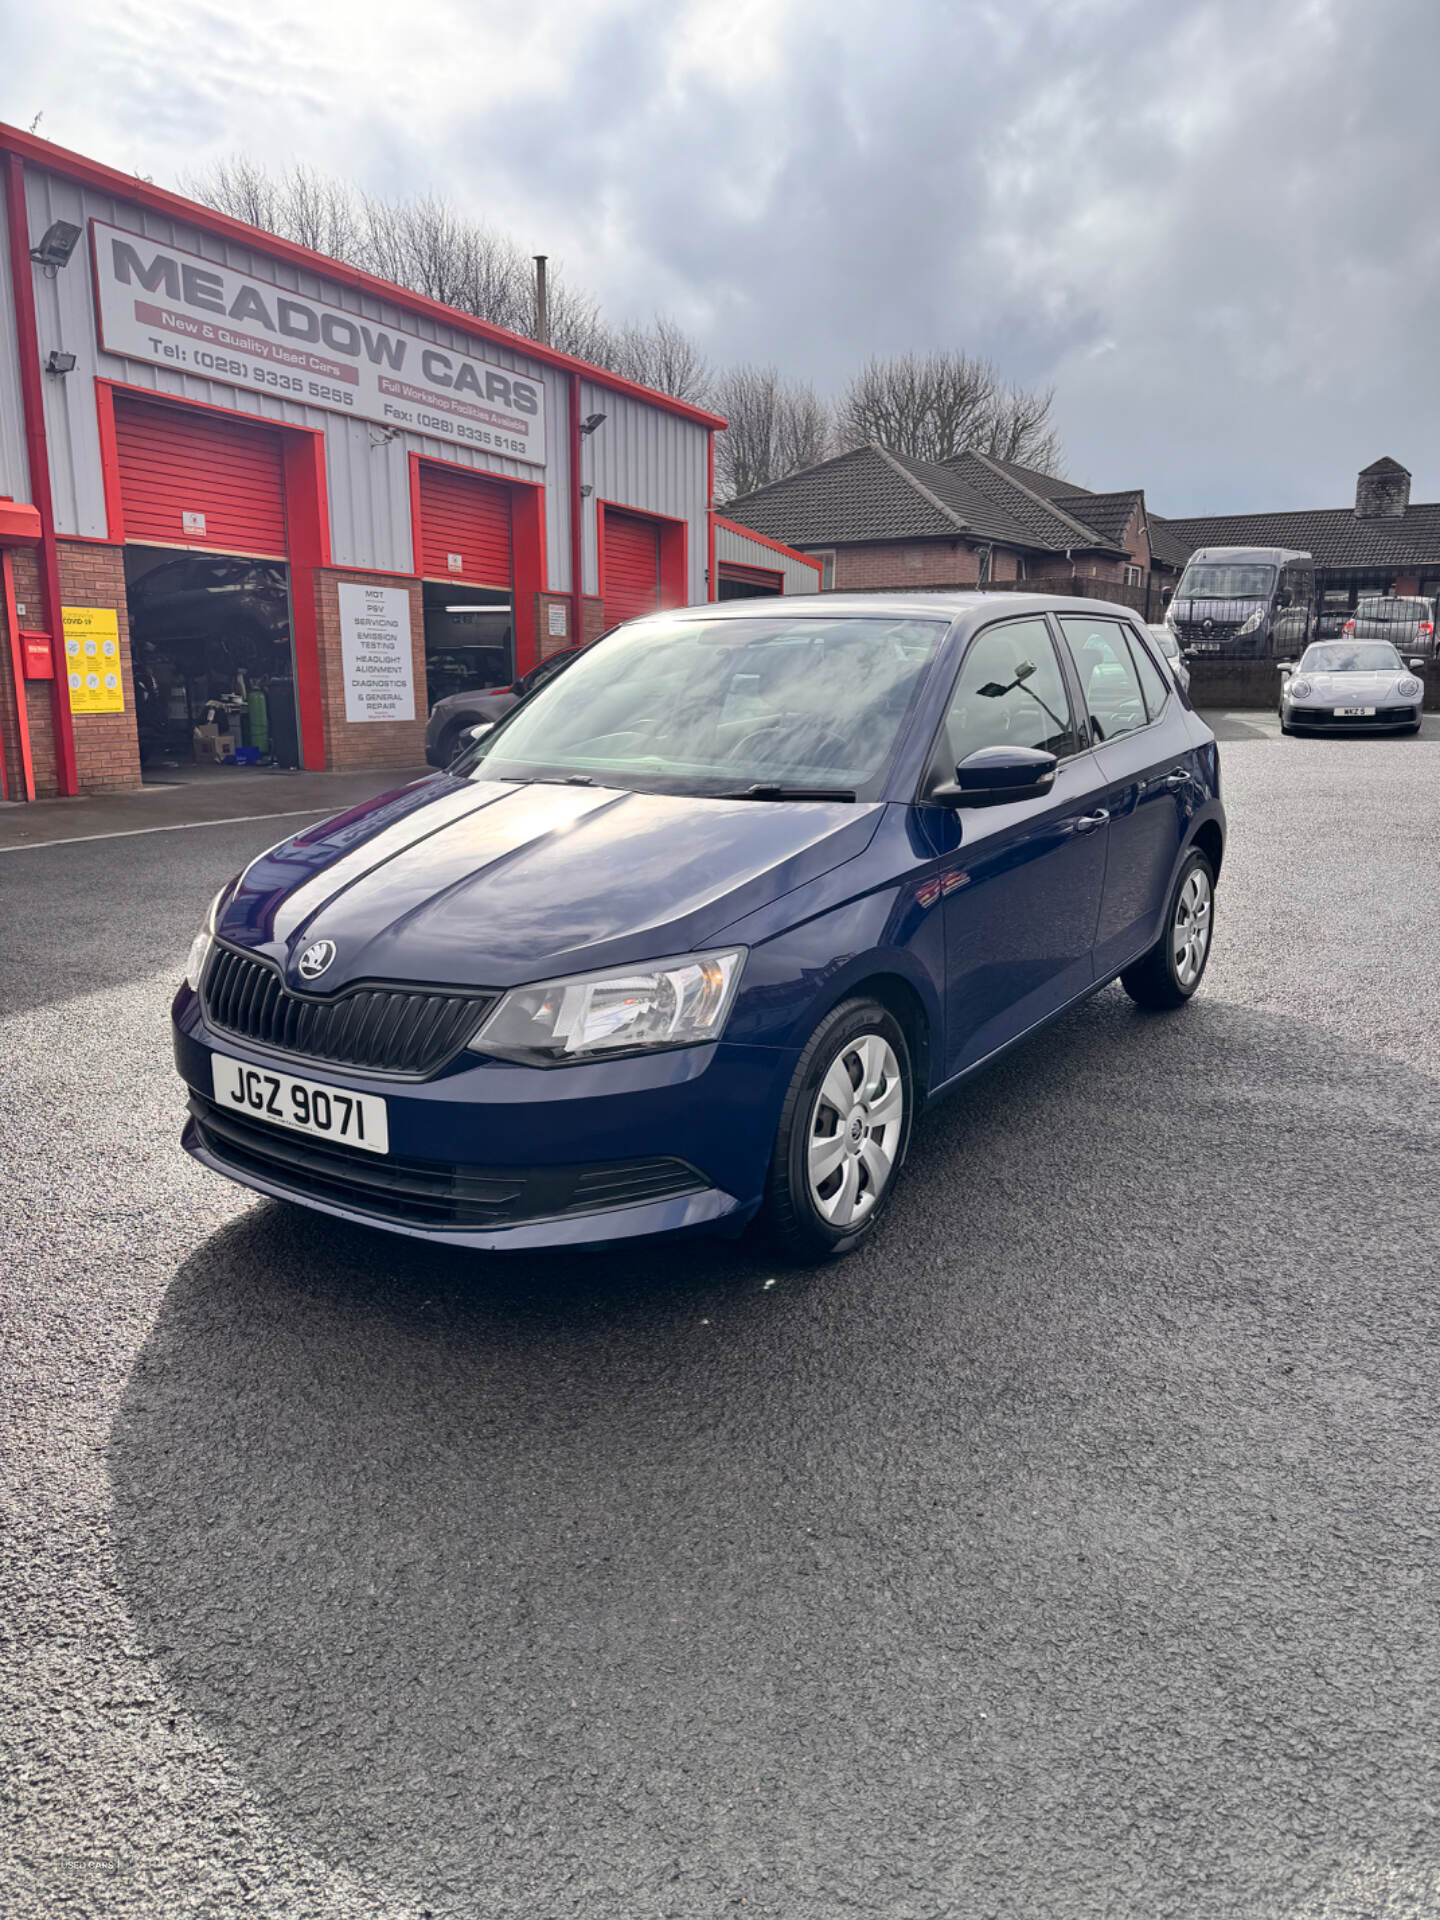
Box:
(22, 165, 576, 587)
(715, 520, 822, 594)
(0, 185, 30, 505)
(578, 380, 711, 604)
(18, 163, 718, 600)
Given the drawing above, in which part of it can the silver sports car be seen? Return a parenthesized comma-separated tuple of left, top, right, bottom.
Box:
(1279, 640, 1426, 736)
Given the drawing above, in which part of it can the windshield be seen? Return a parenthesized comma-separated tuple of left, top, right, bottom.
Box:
(457, 613, 949, 798)
(1355, 598, 1428, 622)
(1176, 564, 1276, 600)
(1299, 643, 1404, 673)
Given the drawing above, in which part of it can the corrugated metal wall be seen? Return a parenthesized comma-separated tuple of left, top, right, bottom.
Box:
(0, 184, 31, 506)
(715, 520, 822, 595)
(578, 380, 710, 605)
(17, 164, 579, 588)
(11, 163, 713, 600)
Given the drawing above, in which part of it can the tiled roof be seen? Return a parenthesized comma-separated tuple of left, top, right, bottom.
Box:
(1149, 505, 1440, 572)
(724, 443, 1135, 556)
(974, 454, 1086, 503)
(1049, 488, 1141, 549)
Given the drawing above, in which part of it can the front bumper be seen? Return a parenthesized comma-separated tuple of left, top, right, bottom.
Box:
(1286, 703, 1421, 731)
(173, 990, 793, 1250)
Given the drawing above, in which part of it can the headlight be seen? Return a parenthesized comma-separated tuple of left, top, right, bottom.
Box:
(1287, 677, 1312, 700)
(1237, 609, 1265, 635)
(1398, 677, 1422, 698)
(471, 948, 746, 1064)
(183, 887, 228, 989)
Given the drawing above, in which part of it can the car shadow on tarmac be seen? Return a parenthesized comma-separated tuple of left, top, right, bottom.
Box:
(108, 992, 1440, 1920)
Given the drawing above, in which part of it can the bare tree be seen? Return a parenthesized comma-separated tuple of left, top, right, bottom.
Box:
(605, 316, 712, 405)
(182, 156, 712, 400)
(714, 366, 832, 499)
(837, 351, 1062, 473)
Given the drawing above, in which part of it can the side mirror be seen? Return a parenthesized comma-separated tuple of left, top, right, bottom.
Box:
(1276, 661, 1295, 674)
(1161, 587, 1173, 607)
(1409, 658, 1426, 672)
(1275, 589, 1292, 609)
(931, 744, 1058, 809)
(453, 721, 494, 760)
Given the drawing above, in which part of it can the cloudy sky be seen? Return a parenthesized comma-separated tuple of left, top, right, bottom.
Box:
(3, 0, 1435, 513)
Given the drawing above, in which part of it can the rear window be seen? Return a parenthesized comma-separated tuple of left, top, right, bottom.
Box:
(1357, 598, 1428, 620)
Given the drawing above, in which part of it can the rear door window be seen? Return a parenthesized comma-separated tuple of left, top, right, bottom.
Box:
(1056, 616, 1149, 742)
(1123, 625, 1172, 719)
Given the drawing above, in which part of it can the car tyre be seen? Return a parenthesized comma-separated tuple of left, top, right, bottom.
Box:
(762, 997, 913, 1264)
(436, 719, 473, 767)
(1120, 848, 1216, 1012)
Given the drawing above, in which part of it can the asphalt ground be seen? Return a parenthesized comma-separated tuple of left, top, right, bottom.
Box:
(3, 712, 1439, 1919)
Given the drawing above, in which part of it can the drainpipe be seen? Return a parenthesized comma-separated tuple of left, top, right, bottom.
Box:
(568, 371, 584, 647)
(4, 152, 77, 796)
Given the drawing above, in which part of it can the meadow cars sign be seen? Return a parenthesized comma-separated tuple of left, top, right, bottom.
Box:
(91, 220, 547, 466)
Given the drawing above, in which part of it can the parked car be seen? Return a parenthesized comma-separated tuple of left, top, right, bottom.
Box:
(128, 554, 290, 651)
(174, 593, 1225, 1263)
(1343, 595, 1436, 659)
(1278, 640, 1426, 735)
(1147, 623, 1191, 696)
(424, 649, 582, 767)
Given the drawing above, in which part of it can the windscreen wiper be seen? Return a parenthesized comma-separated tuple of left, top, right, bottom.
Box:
(719, 784, 857, 801)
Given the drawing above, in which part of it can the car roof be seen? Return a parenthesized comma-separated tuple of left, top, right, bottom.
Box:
(663, 591, 1147, 625)
(1186, 546, 1312, 566)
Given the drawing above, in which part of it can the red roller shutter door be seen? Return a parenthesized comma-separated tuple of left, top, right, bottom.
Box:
(114, 398, 288, 555)
(417, 466, 513, 586)
(719, 560, 784, 594)
(604, 511, 661, 622)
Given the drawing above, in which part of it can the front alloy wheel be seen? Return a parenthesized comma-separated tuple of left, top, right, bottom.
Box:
(763, 997, 914, 1262)
(1121, 848, 1216, 1010)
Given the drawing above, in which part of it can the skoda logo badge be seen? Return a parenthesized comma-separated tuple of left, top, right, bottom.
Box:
(297, 939, 337, 982)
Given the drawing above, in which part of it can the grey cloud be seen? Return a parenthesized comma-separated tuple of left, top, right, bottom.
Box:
(6, 0, 1440, 512)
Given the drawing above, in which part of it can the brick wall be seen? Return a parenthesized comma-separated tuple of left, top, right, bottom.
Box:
(1, 543, 138, 800)
(581, 596, 607, 644)
(535, 592, 573, 660)
(831, 539, 987, 592)
(313, 569, 428, 772)
(58, 542, 142, 794)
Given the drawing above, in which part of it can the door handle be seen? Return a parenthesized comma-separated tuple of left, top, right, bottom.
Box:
(1073, 809, 1110, 833)
(1162, 768, 1189, 790)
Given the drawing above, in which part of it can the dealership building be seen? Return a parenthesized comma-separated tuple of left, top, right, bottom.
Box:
(0, 122, 819, 802)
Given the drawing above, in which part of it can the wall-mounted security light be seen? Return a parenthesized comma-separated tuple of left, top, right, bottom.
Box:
(579, 412, 607, 436)
(45, 350, 77, 375)
(368, 424, 401, 449)
(30, 220, 82, 273)
(579, 484, 593, 497)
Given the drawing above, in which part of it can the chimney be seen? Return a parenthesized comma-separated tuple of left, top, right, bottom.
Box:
(1355, 456, 1410, 519)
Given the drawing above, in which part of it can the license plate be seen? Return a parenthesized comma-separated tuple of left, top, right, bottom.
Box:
(1337, 706, 1375, 716)
(210, 1054, 389, 1154)
(1191, 641, 1223, 652)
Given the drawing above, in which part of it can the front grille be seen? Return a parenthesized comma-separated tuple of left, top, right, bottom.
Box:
(188, 1094, 707, 1229)
(201, 941, 496, 1078)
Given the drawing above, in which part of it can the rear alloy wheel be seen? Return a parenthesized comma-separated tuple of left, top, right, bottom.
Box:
(1121, 850, 1215, 1011)
(763, 998, 913, 1263)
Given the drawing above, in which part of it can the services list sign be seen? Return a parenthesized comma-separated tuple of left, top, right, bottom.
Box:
(91, 221, 547, 467)
(337, 584, 416, 723)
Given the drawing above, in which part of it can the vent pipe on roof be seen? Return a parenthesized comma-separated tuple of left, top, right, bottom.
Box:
(533, 255, 550, 347)
(1355, 457, 1410, 519)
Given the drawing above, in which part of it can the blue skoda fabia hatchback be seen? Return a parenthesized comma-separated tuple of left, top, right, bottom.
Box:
(174, 594, 1225, 1262)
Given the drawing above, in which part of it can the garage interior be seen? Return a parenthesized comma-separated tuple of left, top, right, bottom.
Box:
(415, 462, 518, 708)
(421, 585, 513, 707)
(125, 546, 301, 774)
